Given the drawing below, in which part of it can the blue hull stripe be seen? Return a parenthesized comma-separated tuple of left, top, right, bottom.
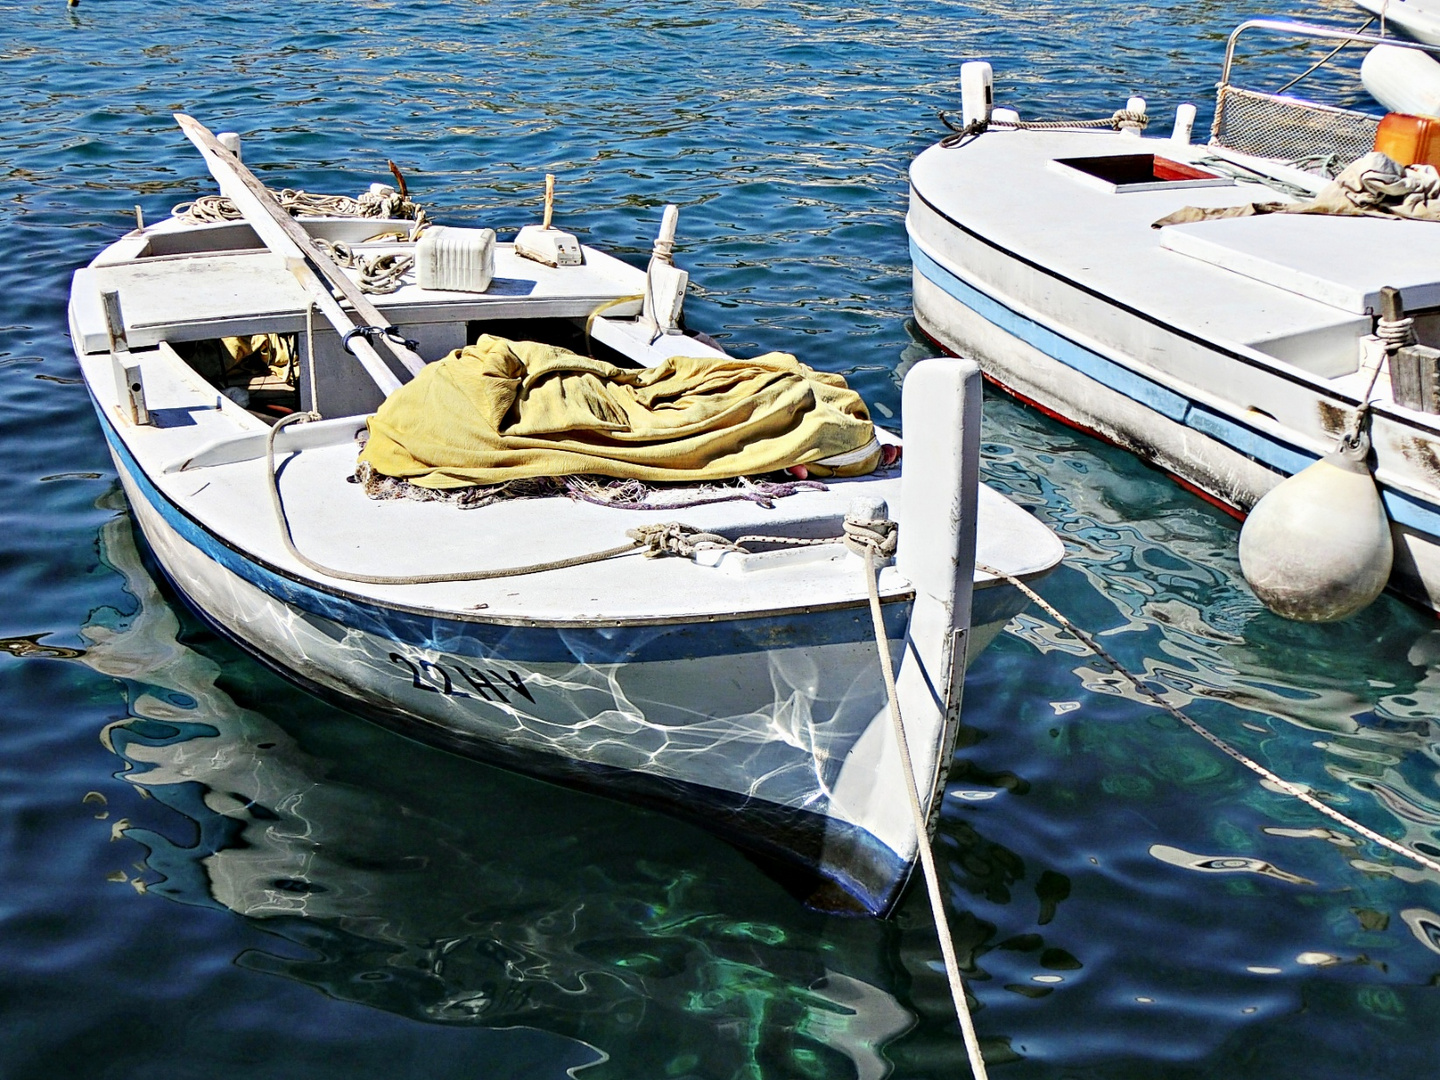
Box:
(910, 240, 1189, 421)
(1183, 404, 1316, 478)
(94, 409, 913, 664)
(912, 238, 1440, 538)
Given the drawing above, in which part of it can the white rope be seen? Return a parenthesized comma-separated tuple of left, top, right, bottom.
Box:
(979, 563, 1440, 878)
(267, 413, 647, 583)
(1345, 315, 1411, 441)
(940, 109, 1148, 148)
(992, 108, 1149, 131)
(266, 415, 856, 583)
(173, 186, 427, 226)
(1377, 314, 1416, 350)
(317, 240, 415, 294)
(858, 535, 989, 1079)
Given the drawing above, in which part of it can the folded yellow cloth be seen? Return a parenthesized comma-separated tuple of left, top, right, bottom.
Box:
(360, 335, 880, 488)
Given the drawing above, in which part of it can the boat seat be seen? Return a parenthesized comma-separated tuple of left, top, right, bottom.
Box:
(71, 252, 310, 354)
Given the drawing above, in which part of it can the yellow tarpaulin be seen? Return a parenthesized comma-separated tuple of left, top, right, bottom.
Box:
(359, 335, 881, 488)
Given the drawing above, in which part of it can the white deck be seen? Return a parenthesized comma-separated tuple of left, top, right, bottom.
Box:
(76, 215, 1061, 626)
(1160, 214, 1440, 315)
(85, 337, 1057, 622)
(907, 130, 1418, 376)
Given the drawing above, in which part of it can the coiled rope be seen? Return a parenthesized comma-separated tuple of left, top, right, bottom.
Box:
(1376, 314, 1416, 351)
(174, 190, 427, 294)
(977, 562, 1440, 879)
(318, 240, 416, 294)
(173, 186, 428, 227)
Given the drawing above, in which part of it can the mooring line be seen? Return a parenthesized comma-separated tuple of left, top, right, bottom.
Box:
(978, 563, 1440, 878)
(861, 537, 989, 1080)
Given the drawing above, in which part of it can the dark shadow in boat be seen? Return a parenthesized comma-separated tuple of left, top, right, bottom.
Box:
(147, 406, 204, 428)
(482, 277, 539, 297)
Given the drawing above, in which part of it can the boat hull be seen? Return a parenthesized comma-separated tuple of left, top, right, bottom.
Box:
(97, 406, 1027, 915)
(908, 212, 1440, 614)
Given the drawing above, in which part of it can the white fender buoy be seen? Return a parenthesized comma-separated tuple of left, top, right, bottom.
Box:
(1238, 433, 1393, 621)
(1362, 45, 1440, 119)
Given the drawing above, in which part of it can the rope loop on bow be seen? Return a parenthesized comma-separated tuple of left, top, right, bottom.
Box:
(1377, 314, 1416, 352)
(842, 517, 898, 559)
(626, 522, 737, 558)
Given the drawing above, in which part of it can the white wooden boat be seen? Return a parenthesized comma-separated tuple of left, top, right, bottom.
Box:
(71, 116, 1061, 916)
(67, 509, 910, 1061)
(1356, 0, 1440, 46)
(909, 19, 1440, 617)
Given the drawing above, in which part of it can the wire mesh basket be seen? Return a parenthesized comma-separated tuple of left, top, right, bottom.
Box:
(1211, 85, 1380, 172)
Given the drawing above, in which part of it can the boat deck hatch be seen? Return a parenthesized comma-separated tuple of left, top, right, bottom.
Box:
(1049, 153, 1235, 194)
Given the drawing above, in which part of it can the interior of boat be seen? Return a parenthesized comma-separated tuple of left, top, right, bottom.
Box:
(73, 215, 675, 429)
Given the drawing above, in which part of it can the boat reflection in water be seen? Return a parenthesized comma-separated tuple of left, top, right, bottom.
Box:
(76, 505, 944, 1078)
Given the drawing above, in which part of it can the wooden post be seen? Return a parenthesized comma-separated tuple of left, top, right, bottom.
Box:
(641, 205, 687, 335)
(102, 289, 150, 425)
(1394, 344, 1440, 413)
(100, 289, 127, 353)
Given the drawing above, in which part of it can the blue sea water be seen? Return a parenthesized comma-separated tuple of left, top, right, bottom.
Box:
(3, 0, 1439, 1076)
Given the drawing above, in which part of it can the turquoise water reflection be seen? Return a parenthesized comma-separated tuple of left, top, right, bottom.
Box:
(86, 511, 914, 1078)
(3, 0, 1440, 1076)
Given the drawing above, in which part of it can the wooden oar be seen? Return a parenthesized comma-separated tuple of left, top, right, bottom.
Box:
(173, 113, 425, 396)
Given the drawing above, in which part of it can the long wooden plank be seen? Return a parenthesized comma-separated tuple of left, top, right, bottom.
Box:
(281, 255, 402, 396)
(173, 114, 425, 385)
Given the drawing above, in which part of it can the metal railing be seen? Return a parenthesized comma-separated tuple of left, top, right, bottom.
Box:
(1212, 18, 1440, 167)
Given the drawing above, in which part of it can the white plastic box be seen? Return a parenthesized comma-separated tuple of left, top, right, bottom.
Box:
(417, 226, 496, 293)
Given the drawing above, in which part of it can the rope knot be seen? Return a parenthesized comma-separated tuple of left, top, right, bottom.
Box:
(626, 522, 735, 558)
(938, 110, 990, 148)
(342, 324, 419, 355)
(1113, 109, 1149, 132)
(842, 517, 898, 559)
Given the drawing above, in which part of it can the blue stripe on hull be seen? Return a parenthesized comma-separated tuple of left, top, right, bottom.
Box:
(121, 497, 915, 917)
(911, 237, 1440, 539)
(910, 241, 1189, 421)
(94, 409, 911, 665)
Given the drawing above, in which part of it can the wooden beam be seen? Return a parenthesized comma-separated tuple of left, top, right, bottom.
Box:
(281, 256, 402, 396)
(173, 114, 425, 391)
